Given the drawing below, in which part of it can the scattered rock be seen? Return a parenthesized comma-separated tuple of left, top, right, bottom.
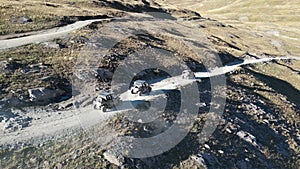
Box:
(42, 42, 64, 49)
(71, 149, 81, 159)
(0, 60, 9, 72)
(69, 36, 89, 44)
(263, 119, 269, 124)
(10, 16, 32, 24)
(43, 161, 50, 169)
(28, 87, 65, 102)
(29, 157, 37, 164)
(103, 150, 124, 167)
(54, 163, 63, 169)
(237, 131, 258, 147)
(204, 144, 210, 149)
(2, 115, 32, 133)
(191, 154, 207, 169)
(45, 3, 59, 8)
(225, 128, 232, 134)
(58, 99, 74, 110)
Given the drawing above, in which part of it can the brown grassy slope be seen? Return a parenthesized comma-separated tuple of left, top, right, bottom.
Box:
(0, 0, 120, 35)
(155, 0, 300, 56)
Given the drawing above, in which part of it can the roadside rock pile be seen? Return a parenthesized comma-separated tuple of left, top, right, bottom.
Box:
(28, 87, 65, 103)
(1, 115, 32, 133)
(0, 60, 9, 72)
(10, 16, 32, 24)
(42, 42, 63, 49)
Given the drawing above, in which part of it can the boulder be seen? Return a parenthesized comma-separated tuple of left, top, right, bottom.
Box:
(10, 16, 32, 24)
(42, 42, 62, 49)
(2, 116, 32, 133)
(0, 61, 9, 71)
(96, 68, 113, 81)
(237, 131, 258, 147)
(103, 150, 124, 167)
(28, 87, 65, 102)
(191, 154, 207, 169)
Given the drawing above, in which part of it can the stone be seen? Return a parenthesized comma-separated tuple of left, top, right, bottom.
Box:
(29, 157, 37, 164)
(103, 150, 124, 167)
(54, 163, 63, 169)
(42, 42, 63, 49)
(191, 154, 207, 169)
(0, 61, 9, 71)
(225, 128, 232, 134)
(10, 16, 32, 24)
(263, 119, 269, 124)
(204, 144, 210, 149)
(28, 87, 65, 102)
(2, 115, 32, 133)
(237, 131, 258, 147)
(43, 161, 50, 169)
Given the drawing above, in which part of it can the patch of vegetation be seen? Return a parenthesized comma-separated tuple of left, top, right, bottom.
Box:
(0, 37, 84, 101)
(0, 130, 121, 169)
(0, 0, 118, 35)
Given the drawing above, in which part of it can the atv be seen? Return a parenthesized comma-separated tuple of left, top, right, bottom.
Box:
(130, 80, 152, 96)
(93, 92, 119, 112)
(181, 70, 195, 79)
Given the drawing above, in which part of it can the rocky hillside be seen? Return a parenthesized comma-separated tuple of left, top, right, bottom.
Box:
(0, 0, 299, 168)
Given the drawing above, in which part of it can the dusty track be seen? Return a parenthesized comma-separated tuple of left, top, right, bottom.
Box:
(0, 55, 299, 146)
(0, 18, 111, 50)
(0, 15, 299, 146)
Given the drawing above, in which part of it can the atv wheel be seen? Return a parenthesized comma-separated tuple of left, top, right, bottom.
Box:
(101, 106, 107, 112)
(148, 87, 152, 93)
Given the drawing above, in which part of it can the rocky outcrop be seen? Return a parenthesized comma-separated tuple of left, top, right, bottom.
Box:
(103, 150, 124, 167)
(2, 116, 32, 133)
(10, 16, 32, 24)
(28, 87, 65, 102)
(0, 60, 9, 72)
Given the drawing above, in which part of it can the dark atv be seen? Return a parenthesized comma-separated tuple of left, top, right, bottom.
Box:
(130, 80, 152, 96)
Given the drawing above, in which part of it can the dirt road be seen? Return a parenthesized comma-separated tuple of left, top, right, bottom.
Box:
(0, 18, 111, 50)
(0, 14, 299, 146)
(0, 55, 299, 146)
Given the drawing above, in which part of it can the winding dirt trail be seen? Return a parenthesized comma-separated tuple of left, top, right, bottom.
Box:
(195, 56, 300, 78)
(0, 56, 299, 146)
(0, 16, 299, 146)
(0, 18, 111, 50)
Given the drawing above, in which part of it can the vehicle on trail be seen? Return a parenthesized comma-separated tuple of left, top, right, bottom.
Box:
(181, 70, 195, 79)
(93, 92, 119, 112)
(130, 80, 152, 96)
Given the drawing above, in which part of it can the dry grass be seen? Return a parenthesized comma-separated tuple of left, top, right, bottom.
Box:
(0, 27, 95, 99)
(156, 0, 300, 56)
(0, 1, 299, 168)
(0, 0, 118, 35)
(255, 60, 300, 90)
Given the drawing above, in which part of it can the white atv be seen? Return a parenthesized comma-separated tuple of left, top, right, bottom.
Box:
(130, 80, 152, 96)
(93, 92, 119, 112)
(181, 70, 195, 79)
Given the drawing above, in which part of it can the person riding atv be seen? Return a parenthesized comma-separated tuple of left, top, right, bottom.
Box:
(181, 70, 195, 79)
(130, 80, 152, 96)
(93, 92, 119, 112)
